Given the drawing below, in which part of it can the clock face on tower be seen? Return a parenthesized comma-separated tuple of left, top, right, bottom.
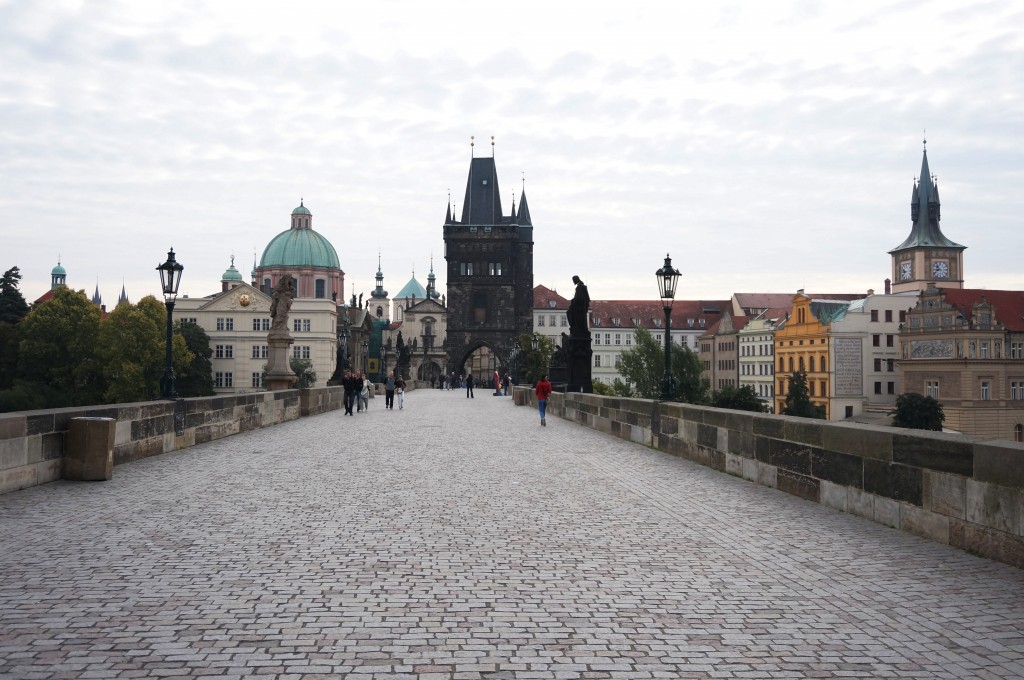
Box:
(932, 260, 949, 278)
(900, 262, 912, 280)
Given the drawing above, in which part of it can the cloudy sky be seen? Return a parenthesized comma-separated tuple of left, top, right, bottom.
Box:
(3, 0, 1022, 307)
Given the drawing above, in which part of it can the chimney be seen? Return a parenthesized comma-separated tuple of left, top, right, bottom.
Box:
(884, 278, 892, 295)
(867, 289, 874, 296)
(796, 288, 804, 296)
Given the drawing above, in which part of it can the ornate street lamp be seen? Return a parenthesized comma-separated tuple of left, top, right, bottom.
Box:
(156, 248, 184, 399)
(656, 253, 681, 401)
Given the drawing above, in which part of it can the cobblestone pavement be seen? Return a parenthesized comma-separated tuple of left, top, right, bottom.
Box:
(2, 390, 1023, 679)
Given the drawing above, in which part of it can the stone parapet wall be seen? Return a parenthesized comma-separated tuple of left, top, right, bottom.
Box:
(0, 387, 342, 495)
(515, 387, 1024, 569)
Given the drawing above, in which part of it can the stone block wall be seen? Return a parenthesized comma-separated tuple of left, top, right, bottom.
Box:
(516, 388, 1024, 569)
(0, 387, 342, 495)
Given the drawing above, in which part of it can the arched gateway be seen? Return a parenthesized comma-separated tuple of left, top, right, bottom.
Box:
(443, 146, 534, 382)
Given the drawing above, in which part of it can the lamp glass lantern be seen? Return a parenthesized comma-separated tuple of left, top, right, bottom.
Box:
(156, 248, 184, 399)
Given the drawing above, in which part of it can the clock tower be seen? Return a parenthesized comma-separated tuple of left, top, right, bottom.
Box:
(889, 140, 966, 293)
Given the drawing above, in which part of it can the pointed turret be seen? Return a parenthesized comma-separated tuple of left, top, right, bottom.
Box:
(891, 145, 961, 251)
(461, 157, 503, 225)
(517, 190, 532, 226)
(427, 258, 440, 299)
(445, 201, 452, 224)
(91, 282, 102, 307)
(370, 254, 389, 299)
(118, 284, 129, 307)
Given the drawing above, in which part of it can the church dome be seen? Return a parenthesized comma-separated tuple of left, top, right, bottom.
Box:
(261, 230, 340, 269)
(221, 262, 243, 282)
(51, 263, 66, 277)
(292, 201, 312, 216)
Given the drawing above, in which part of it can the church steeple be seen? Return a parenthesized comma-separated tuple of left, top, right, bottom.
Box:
(889, 140, 966, 293)
(370, 253, 389, 299)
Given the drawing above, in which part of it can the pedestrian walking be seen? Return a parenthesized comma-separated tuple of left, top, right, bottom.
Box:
(503, 372, 511, 396)
(493, 369, 502, 396)
(385, 372, 396, 409)
(342, 370, 357, 416)
(535, 373, 553, 426)
(396, 375, 406, 409)
(465, 373, 474, 398)
(358, 373, 370, 412)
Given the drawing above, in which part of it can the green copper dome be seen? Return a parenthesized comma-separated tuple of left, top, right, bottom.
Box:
(51, 263, 66, 276)
(221, 262, 243, 281)
(260, 227, 340, 269)
(292, 201, 312, 216)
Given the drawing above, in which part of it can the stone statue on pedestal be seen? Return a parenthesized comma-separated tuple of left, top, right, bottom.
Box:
(265, 274, 298, 390)
(562, 275, 593, 393)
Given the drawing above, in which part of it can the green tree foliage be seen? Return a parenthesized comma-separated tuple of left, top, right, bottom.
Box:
(97, 298, 166, 403)
(518, 333, 555, 385)
(617, 327, 710, 403)
(892, 392, 945, 431)
(0, 267, 30, 324)
(291, 357, 317, 389)
(711, 384, 769, 412)
(0, 321, 18, 390)
(591, 380, 614, 396)
(175, 320, 214, 397)
(16, 287, 104, 406)
(781, 370, 825, 419)
(611, 378, 634, 397)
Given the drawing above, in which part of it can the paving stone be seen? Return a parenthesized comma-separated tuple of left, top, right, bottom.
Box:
(1, 390, 1022, 679)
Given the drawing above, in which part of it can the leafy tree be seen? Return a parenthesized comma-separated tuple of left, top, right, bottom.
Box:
(0, 267, 30, 324)
(0, 321, 18, 390)
(97, 299, 165, 402)
(591, 380, 614, 396)
(617, 326, 710, 403)
(712, 384, 769, 412)
(175, 320, 214, 397)
(611, 378, 634, 397)
(291, 357, 317, 389)
(16, 287, 104, 406)
(892, 392, 945, 431)
(518, 333, 555, 385)
(781, 370, 825, 419)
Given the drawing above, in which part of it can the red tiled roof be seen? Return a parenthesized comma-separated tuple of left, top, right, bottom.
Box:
(588, 299, 730, 332)
(533, 284, 570, 309)
(940, 289, 1024, 332)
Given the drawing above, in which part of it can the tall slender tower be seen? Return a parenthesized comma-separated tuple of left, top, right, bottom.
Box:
(890, 141, 966, 293)
(443, 141, 534, 375)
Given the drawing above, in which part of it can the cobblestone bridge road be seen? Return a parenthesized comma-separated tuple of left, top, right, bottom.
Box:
(2, 389, 1023, 679)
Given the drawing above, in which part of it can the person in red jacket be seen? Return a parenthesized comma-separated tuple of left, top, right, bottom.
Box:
(535, 374, 553, 426)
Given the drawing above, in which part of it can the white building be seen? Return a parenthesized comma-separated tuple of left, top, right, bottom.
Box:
(737, 309, 787, 409)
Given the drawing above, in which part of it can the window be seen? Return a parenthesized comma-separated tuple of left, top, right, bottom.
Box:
(252, 318, 270, 331)
(214, 371, 233, 388)
(215, 344, 234, 359)
(1016, 424, 1023, 443)
(181, 317, 197, 325)
(874, 358, 882, 372)
(293, 319, 311, 332)
(885, 310, 893, 323)
(874, 381, 882, 395)
(887, 359, 895, 372)
(615, 355, 622, 367)
(560, 317, 567, 327)
(216, 317, 234, 331)
(809, 381, 815, 396)
(550, 315, 557, 327)
(252, 372, 262, 388)
(899, 310, 907, 323)
(886, 335, 894, 347)
(489, 262, 502, 276)
(887, 382, 895, 395)
(981, 380, 991, 401)
(252, 345, 268, 359)
(292, 345, 311, 359)
(625, 335, 631, 346)
(315, 279, 325, 299)
(981, 342, 990, 359)
(1012, 342, 1024, 359)
(871, 310, 879, 322)
(460, 262, 474, 276)
(1012, 381, 1024, 400)
(872, 334, 880, 347)
(926, 380, 940, 399)
(594, 334, 599, 345)
(819, 381, 826, 396)
(605, 333, 610, 344)
(538, 316, 545, 327)
(595, 355, 601, 367)
(615, 334, 621, 345)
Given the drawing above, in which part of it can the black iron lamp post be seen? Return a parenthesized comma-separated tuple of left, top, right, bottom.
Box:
(361, 338, 368, 374)
(656, 253, 681, 401)
(156, 248, 184, 400)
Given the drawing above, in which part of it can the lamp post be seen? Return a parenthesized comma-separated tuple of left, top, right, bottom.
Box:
(656, 253, 681, 401)
(361, 338, 368, 374)
(156, 248, 184, 399)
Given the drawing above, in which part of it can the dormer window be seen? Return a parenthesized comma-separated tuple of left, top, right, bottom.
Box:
(548, 300, 556, 309)
(688, 318, 694, 328)
(699, 319, 706, 327)
(612, 317, 620, 327)
(593, 318, 601, 327)
(654, 319, 662, 328)
(632, 318, 640, 326)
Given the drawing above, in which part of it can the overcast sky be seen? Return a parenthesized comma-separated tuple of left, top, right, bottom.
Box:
(3, 0, 1022, 307)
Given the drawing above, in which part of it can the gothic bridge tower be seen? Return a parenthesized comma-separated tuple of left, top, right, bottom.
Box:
(443, 140, 534, 376)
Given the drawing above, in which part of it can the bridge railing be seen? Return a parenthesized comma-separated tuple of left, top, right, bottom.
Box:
(514, 387, 1024, 570)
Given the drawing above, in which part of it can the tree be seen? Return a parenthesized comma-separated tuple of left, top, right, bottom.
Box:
(0, 321, 18, 390)
(591, 380, 614, 396)
(291, 357, 317, 389)
(0, 267, 30, 324)
(518, 333, 555, 386)
(712, 384, 769, 412)
(617, 327, 710, 403)
(175, 320, 214, 397)
(16, 287, 104, 407)
(97, 299, 165, 402)
(611, 378, 634, 397)
(892, 392, 944, 431)
(781, 370, 825, 419)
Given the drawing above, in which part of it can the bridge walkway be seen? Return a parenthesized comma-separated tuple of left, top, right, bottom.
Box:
(1, 388, 1022, 679)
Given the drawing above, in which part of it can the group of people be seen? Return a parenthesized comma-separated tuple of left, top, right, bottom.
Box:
(383, 371, 406, 410)
(341, 370, 371, 415)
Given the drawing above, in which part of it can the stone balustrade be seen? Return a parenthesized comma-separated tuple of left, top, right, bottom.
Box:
(515, 387, 1024, 569)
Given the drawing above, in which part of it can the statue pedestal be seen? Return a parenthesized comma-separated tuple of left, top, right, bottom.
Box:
(565, 333, 598, 393)
(265, 330, 297, 391)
